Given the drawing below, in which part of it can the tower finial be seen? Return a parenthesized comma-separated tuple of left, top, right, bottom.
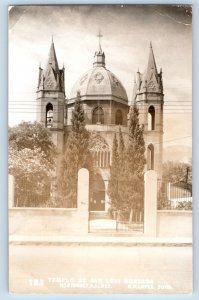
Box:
(97, 29, 103, 52)
(52, 35, 54, 43)
(93, 29, 105, 67)
(150, 41, 152, 48)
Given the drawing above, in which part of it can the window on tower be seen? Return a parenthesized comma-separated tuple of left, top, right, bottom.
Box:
(92, 106, 104, 124)
(148, 106, 155, 130)
(46, 103, 53, 128)
(115, 109, 123, 125)
(147, 144, 154, 170)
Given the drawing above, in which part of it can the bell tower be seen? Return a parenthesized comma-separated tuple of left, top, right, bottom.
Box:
(36, 38, 65, 152)
(133, 42, 164, 180)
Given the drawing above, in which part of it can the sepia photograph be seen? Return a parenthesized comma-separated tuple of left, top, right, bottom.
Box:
(8, 5, 192, 294)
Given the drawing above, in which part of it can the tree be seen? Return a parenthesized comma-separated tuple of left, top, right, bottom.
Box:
(126, 104, 146, 221)
(61, 93, 92, 207)
(162, 160, 192, 184)
(9, 121, 56, 164)
(107, 105, 145, 222)
(124, 104, 146, 222)
(107, 133, 119, 211)
(9, 121, 57, 207)
(117, 127, 127, 211)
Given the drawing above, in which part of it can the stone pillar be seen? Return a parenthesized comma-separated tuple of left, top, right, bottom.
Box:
(9, 174, 15, 208)
(77, 168, 89, 234)
(144, 170, 157, 237)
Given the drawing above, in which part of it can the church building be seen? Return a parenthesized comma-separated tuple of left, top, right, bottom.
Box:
(36, 35, 164, 211)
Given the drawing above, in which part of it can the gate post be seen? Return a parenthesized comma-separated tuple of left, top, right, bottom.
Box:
(77, 168, 89, 234)
(144, 170, 157, 237)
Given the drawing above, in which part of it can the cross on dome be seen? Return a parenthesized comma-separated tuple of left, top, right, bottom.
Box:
(97, 29, 103, 52)
(93, 29, 105, 67)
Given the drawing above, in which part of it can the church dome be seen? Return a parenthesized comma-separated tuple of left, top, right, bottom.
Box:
(70, 66, 128, 103)
(69, 34, 128, 104)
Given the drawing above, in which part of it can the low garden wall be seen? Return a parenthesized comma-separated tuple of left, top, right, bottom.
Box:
(157, 210, 192, 238)
(9, 168, 89, 237)
(9, 207, 88, 236)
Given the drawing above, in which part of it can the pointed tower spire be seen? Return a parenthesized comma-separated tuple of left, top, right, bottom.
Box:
(146, 41, 158, 78)
(37, 39, 65, 92)
(132, 74, 138, 103)
(93, 30, 105, 67)
(46, 38, 59, 73)
(138, 42, 163, 94)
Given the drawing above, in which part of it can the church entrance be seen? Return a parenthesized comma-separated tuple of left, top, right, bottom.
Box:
(89, 173, 105, 211)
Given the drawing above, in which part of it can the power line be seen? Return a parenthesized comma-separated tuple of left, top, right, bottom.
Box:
(155, 136, 192, 145)
(8, 106, 193, 110)
(8, 103, 193, 107)
(8, 86, 192, 95)
(8, 111, 192, 114)
(8, 99, 192, 102)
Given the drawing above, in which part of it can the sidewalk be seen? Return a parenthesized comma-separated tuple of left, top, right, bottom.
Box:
(9, 234, 192, 247)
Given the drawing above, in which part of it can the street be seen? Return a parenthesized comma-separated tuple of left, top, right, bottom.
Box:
(9, 245, 192, 294)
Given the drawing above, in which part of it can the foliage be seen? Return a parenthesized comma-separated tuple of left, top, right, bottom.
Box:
(162, 160, 192, 184)
(60, 93, 93, 207)
(9, 121, 56, 164)
(9, 122, 56, 207)
(107, 133, 119, 210)
(123, 104, 146, 222)
(117, 127, 128, 211)
(108, 105, 146, 222)
(176, 201, 192, 210)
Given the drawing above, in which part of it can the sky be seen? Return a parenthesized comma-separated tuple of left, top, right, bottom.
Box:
(8, 5, 192, 162)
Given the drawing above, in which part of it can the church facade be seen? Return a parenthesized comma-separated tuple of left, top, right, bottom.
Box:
(36, 37, 164, 211)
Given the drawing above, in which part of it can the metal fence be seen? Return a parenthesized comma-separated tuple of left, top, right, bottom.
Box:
(116, 221, 144, 233)
(88, 208, 144, 234)
(13, 180, 51, 207)
(115, 208, 144, 233)
(157, 181, 192, 210)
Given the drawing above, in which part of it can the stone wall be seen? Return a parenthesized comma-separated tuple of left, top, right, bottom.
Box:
(157, 210, 192, 238)
(9, 208, 88, 236)
(9, 168, 89, 237)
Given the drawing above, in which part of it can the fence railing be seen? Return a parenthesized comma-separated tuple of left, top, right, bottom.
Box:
(115, 208, 144, 232)
(116, 221, 144, 232)
(13, 181, 51, 208)
(157, 181, 192, 210)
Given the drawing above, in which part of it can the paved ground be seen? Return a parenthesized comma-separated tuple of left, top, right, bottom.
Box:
(9, 245, 192, 294)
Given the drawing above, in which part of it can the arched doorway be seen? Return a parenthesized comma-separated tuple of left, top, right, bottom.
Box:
(89, 173, 105, 211)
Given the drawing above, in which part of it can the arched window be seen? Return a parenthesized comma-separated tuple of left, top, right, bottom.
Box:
(46, 103, 53, 128)
(147, 144, 154, 170)
(92, 107, 104, 124)
(115, 109, 123, 125)
(93, 151, 111, 168)
(148, 106, 155, 130)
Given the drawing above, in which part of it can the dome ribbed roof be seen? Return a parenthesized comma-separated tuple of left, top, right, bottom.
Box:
(70, 66, 128, 103)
